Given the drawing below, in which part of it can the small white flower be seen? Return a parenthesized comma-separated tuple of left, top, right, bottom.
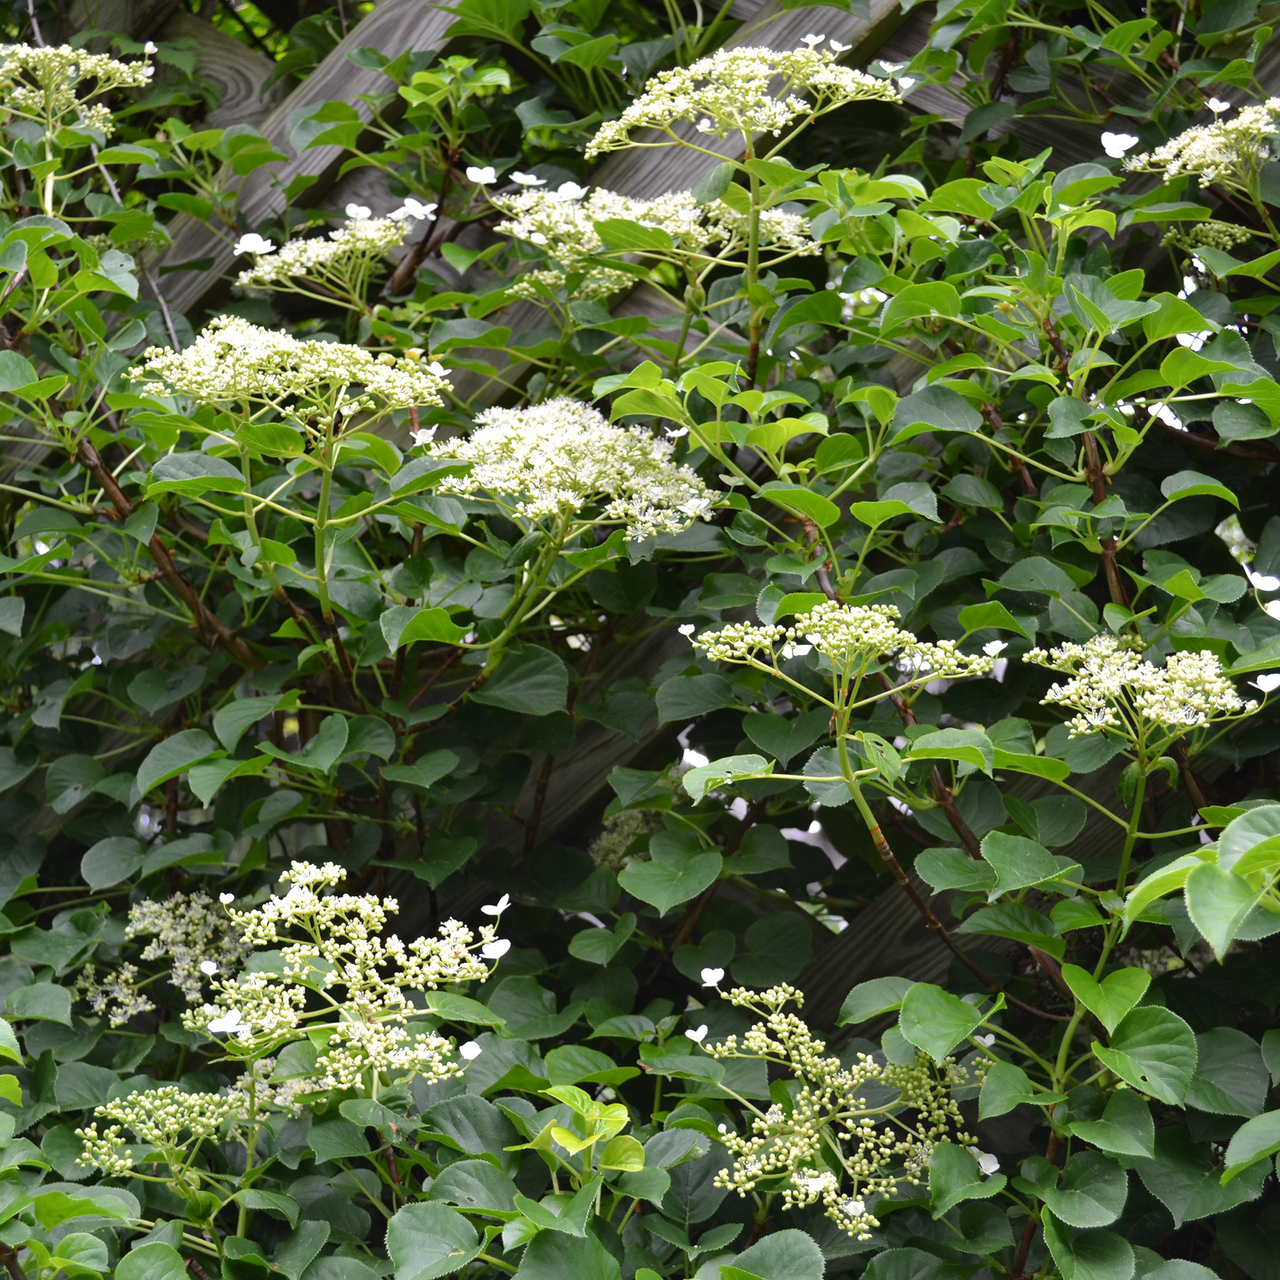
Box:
(529, 231, 548, 245)
(879, 61, 904, 73)
(983, 640, 1008, 657)
(219, 892, 235, 905)
(512, 171, 547, 187)
(467, 165, 497, 185)
(393, 197, 438, 222)
(199, 960, 219, 975)
(345, 203, 371, 220)
(233, 233, 275, 256)
(458, 1040, 483, 1060)
(143, 41, 157, 54)
(801, 32, 826, 45)
(207, 1009, 243, 1034)
(897, 75, 918, 90)
(1266, 601, 1280, 621)
(976, 1151, 1000, 1176)
(1253, 673, 1280, 693)
(844, 1197, 865, 1216)
(975, 1032, 996, 1046)
(411, 427, 437, 447)
(482, 939, 511, 960)
(1101, 131, 1140, 158)
(830, 38, 852, 52)
(700, 966, 725, 986)
(1246, 565, 1280, 591)
(696, 117, 715, 133)
(685, 1024, 708, 1043)
(1207, 97, 1232, 114)
(679, 624, 696, 636)
(717, 1122, 728, 1133)
(556, 181, 589, 200)
(664, 426, 689, 439)
(482, 894, 511, 916)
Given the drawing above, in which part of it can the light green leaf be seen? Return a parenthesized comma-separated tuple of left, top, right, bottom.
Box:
(899, 983, 990, 1063)
(146, 453, 246, 497)
(1042, 1218, 1134, 1280)
(80, 836, 143, 890)
(385, 1202, 481, 1279)
(473, 645, 568, 716)
(1184, 862, 1262, 959)
(1092, 1006, 1197, 1105)
(136, 729, 219, 796)
(618, 847, 722, 917)
(381, 749, 460, 793)
(7, 983, 71, 1025)
(682, 754, 770, 803)
(1042, 1152, 1127, 1227)
(838, 976, 913, 1025)
(257, 714, 348, 775)
(928, 1143, 1006, 1217)
(380, 605, 466, 651)
(1068, 1088, 1154, 1159)
(1060, 964, 1151, 1035)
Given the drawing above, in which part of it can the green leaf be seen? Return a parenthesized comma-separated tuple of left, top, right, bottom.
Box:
(1042, 1152, 1127, 1227)
(907, 727, 993, 775)
(1068, 1088, 1154, 1159)
(899, 983, 989, 1063)
(380, 605, 466, 651)
(232, 1189, 299, 1228)
(1223, 1110, 1280, 1183)
(720, 1230, 825, 1280)
(957, 600, 1034, 641)
(257, 714, 348, 775)
(891, 384, 983, 442)
(618, 847, 722, 917)
(1160, 469, 1238, 508)
(385, 1202, 481, 1279)
(513, 1230, 621, 1280)
(681, 754, 770, 803)
(428, 1159, 518, 1216)
(1060, 964, 1151, 1035)
(656, 674, 737, 726)
(136, 729, 219, 796)
(838, 976, 913, 1025)
(1184, 862, 1262, 959)
(593, 218, 674, 253)
(188, 756, 270, 807)
(1042, 1218, 1134, 1280)
(929, 1143, 1006, 1217)
(381, 750, 460, 793)
(0, 598, 25, 637)
(0, 351, 38, 393)
(742, 709, 828, 766)
(1136, 1127, 1265, 1218)
(7, 983, 71, 1025)
(473, 645, 568, 716)
(0, 1017, 21, 1063)
(567, 913, 636, 965)
(880, 282, 963, 335)
(212, 694, 288, 753)
(979, 831, 1062, 899)
(1092, 1006, 1198, 1105)
(116, 1243, 188, 1280)
(757, 482, 840, 528)
(146, 453, 246, 497)
(1187, 1027, 1269, 1117)
(980, 1061, 1059, 1120)
(862, 1248, 954, 1280)
(80, 836, 143, 890)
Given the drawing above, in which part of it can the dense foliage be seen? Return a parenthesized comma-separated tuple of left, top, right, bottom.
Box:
(2, 1, 1280, 1279)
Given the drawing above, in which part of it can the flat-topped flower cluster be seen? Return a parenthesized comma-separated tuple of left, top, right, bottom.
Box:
(234, 214, 414, 291)
(698, 985, 980, 1240)
(1126, 99, 1280, 187)
(1024, 635, 1254, 737)
(586, 45, 900, 155)
(0, 43, 153, 135)
(693, 601, 994, 682)
(427, 397, 716, 540)
(133, 315, 450, 414)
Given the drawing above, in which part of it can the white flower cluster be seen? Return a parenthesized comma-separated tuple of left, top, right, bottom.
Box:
(74, 962, 154, 1027)
(693, 601, 993, 682)
(586, 46, 900, 156)
(1024, 635, 1255, 738)
(0, 43, 153, 136)
(133, 315, 450, 414)
(125, 890, 253, 1002)
(77, 1086, 234, 1176)
(428, 397, 716, 540)
(183, 862, 500, 1094)
(1126, 99, 1280, 188)
(235, 215, 414, 292)
(702, 985, 978, 1240)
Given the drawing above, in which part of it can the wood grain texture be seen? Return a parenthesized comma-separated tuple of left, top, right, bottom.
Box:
(161, 12, 283, 128)
(154, 0, 456, 315)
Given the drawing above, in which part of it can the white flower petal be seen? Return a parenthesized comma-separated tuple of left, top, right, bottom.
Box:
(700, 966, 725, 986)
(459, 1040, 483, 1060)
(684, 1024, 708, 1043)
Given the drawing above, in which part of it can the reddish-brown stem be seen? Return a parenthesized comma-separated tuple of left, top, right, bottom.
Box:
(0, 1244, 29, 1280)
(185, 1260, 214, 1280)
(77, 439, 259, 667)
(1081, 432, 1128, 608)
(981, 403, 1036, 495)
